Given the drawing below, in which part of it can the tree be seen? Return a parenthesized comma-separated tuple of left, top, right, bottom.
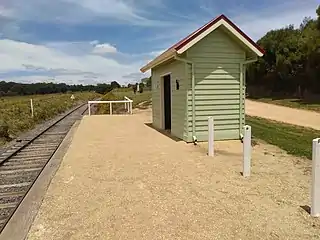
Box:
(0, 81, 120, 96)
(95, 84, 112, 94)
(139, 83, 144, 93)
(317, 5, 320, 29)
(133, 83, 137, 94)
(110, 81, 121, 89)
(246, 5, 320, 97)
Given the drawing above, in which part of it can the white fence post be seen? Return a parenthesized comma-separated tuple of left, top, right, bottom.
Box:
(30, 99, 34, 118)
(87, 98, 133, 116)
(243, 125, 252, 177)
(311, 138, 320, 217)
(208, 116, 214, 157)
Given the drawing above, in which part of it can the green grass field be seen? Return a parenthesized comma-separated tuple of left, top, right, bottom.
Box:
(246, 115, 320, 160)
(0, 92, 100, 145)
(249, 98, 320, 113)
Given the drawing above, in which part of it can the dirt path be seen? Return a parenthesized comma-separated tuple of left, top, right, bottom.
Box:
(26, 108, 320, 240)
(246, 99, 320, 130)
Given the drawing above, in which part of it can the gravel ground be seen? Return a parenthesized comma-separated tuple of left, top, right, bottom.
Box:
(246, 99, 320, 130)
(27, 108, 320, 240)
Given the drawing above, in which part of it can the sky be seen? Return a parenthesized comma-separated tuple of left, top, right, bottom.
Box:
(0, 0, 318, 86)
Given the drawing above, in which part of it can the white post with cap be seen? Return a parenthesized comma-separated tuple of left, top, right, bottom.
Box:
(243, 125, 252, 177)
(311, 138, 320, 217)
(208, 116, 214, 157)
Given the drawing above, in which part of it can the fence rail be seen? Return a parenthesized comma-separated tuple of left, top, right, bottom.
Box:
(88, 96, 133, 116)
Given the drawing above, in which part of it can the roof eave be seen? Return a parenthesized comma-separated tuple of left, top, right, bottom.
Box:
(140, 49, 176, 73)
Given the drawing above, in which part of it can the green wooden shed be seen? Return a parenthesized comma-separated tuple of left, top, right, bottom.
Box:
(140, 14, 264, 143)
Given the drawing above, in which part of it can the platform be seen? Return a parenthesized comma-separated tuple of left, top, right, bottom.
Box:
(26, 109, 319, 240)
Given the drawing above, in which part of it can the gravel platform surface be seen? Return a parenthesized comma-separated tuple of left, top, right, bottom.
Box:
(27, 108, 320, 240)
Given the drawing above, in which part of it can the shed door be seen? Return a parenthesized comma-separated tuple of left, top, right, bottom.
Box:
(163, 75, 171, 130)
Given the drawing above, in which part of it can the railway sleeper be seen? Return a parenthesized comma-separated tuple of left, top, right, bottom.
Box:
(3, 159, 47, 166)
(0, 168, 42, 175)
(0, 163, 45, 170)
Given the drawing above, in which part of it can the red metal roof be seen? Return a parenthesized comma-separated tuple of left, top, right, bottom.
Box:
(163, 14, 264, 56)
(140, 14, 265, 72)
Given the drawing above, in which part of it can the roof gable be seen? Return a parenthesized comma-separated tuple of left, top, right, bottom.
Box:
(140, 14, 265, 73)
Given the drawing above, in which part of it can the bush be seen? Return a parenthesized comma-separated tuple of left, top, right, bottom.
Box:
(96, 92, 125, 114)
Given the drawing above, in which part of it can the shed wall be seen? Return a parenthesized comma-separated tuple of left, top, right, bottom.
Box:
(186, 27, 246, 141)
(151, 60, 188, 140)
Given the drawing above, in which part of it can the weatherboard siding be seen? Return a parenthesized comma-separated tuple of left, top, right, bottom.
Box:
(151, 68, 161, 129)
(151, 60, 188, 141)
(186, 27, 246, 141)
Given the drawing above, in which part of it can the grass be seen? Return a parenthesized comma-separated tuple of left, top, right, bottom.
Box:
(0, 92, 101, 145)
(97, 89, 152, 114)
(249, 97, 320, 113)
(112, 88, 152, 108)
(246, 115, 320, 159)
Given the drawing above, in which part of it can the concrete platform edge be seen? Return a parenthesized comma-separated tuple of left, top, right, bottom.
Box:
(0, 120, 81, 240)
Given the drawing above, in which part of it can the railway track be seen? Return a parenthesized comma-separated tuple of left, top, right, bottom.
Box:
(0, 103, 90, 233)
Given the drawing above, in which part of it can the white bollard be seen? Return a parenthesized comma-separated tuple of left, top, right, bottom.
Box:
(88, 102, 91, 116)
(243, 125, 252, 177)
(311, 138, 320, 217)
(208, 116, 214, 157)
(30, 99, 34, 118)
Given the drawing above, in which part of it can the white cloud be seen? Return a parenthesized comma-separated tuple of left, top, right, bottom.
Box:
(0, 39, 148, 84)
(149, 49, 166, 57)
(0, 0, 318, 86)
(92, 43, 117, 54)
(231, 0, 318, 41)
(142, 0, 319, 45)
(0, 5, 13, 18)
(0, 0, 173, 27)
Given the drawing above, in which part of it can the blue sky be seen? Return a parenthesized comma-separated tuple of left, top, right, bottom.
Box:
(0, 0, 318, 85)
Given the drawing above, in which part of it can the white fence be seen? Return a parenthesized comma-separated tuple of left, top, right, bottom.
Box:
(88, 96, 133, 116)
(207, 117, 252, 178)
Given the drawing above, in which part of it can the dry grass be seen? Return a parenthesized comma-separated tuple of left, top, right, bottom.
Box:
(0, 92, 100, 145)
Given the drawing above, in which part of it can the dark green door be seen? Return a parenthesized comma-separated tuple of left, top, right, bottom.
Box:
(163, 75, 171, 130)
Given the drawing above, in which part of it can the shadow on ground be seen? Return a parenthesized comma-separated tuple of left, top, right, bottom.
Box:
(144, 123, 183, 142)
(300, 205, 311, 214)
(136, 100, 152, 110)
